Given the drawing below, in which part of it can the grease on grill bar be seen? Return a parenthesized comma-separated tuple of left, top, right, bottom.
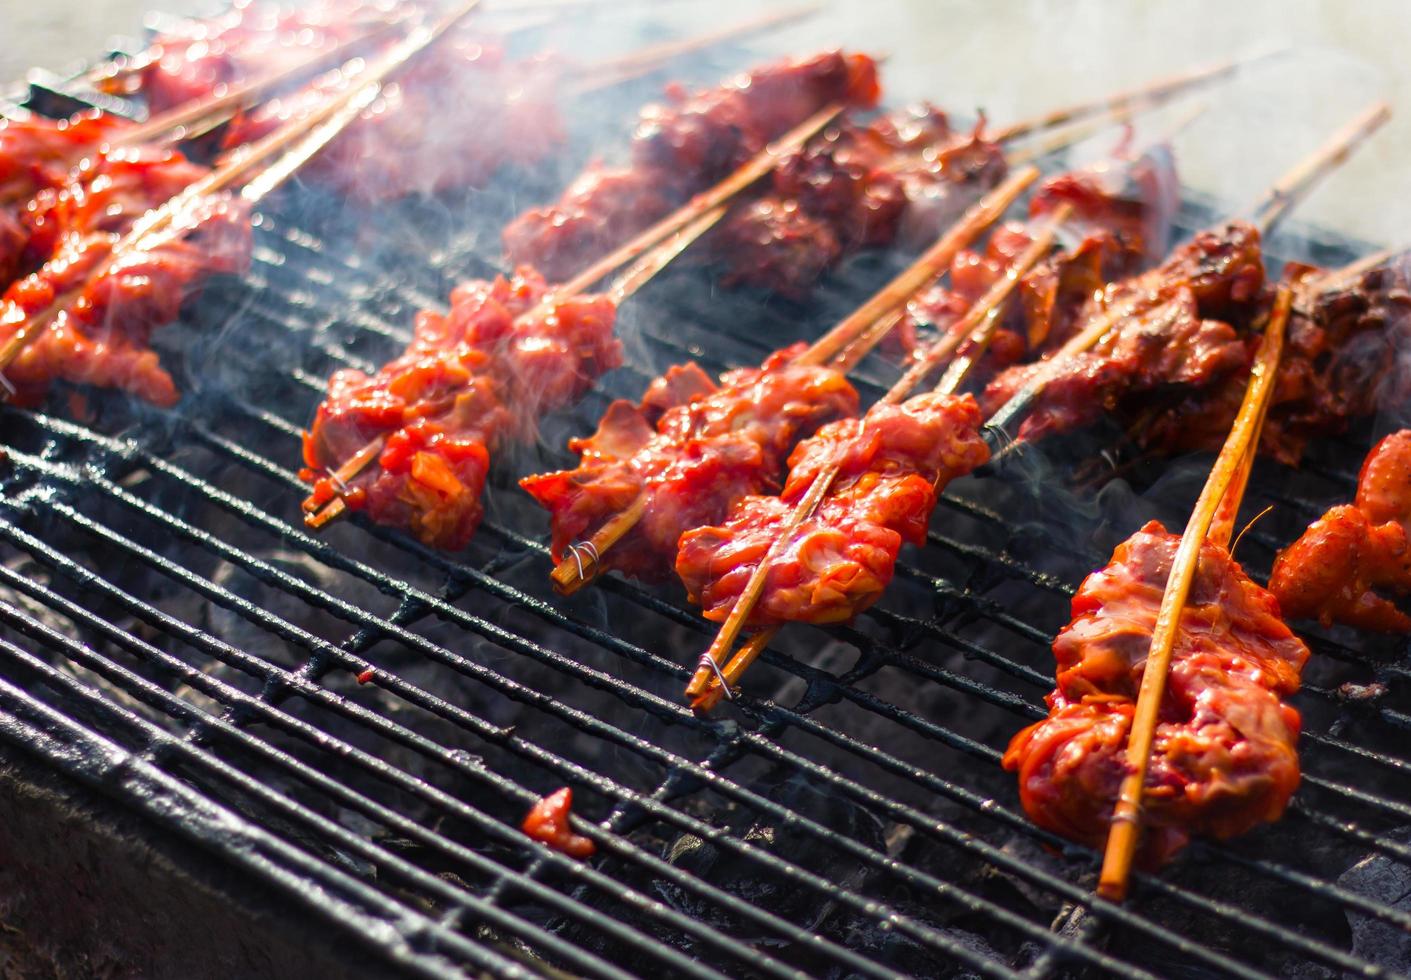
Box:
(1, 29, 1411, 980)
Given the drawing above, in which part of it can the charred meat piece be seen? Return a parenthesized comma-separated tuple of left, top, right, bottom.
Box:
(520, 344, 859, 582)
(1004, 521, 1309, 866)
(676, 392, 989, 626)
(1270, 429, 1411, 631)
(980, 221, 1266, 443)
(302, 267, 621, 549)
(503, 50, 881, 280)
(1137, 254, 1411, 464)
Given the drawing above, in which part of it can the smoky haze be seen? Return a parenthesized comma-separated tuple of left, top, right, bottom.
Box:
(8, 0, 1409, 245)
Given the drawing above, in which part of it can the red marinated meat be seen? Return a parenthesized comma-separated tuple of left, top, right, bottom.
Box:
(135, 0, 392, 111)
(898, 145, 1180, 366)
(503, 51, 881, 280)
(1136, 254, 1411, 464)
(520, 343, 859, 581)
(676, 393, 989, 625)
(521, 787, 595, 859)
(1004, 521, 1309, 866)
(0, 111, 136, 283)
(980, 221, 1266, 444)
(631, 50, 880, 177)
(302, 267, 621, 549)
(1270, 429, 1411, 631)
(0, 147, 250, 407)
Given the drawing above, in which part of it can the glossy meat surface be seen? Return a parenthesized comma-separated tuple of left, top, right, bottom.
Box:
(0, 148, 249, 407)
(303, 267, 621, 549)
(137, 0, 390, 111)
(1004, 521, 1308, 865)
(1271, 429, 1411, 631)
(899, 146, 1180, 366)
(980, 221, 1266, 443)
(503, 51, 881, 280)
(677, 392, 989, 625)
(1138, 254, 1411, 464)
(712, 107, 1005, 298)
(519, 344, 859, 581)
(0, 111, 135, 283)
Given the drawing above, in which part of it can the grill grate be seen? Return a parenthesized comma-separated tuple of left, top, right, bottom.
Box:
(2, 39, 1410, 980)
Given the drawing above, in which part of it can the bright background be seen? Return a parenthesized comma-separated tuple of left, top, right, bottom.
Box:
(8, 0, 1407, 245)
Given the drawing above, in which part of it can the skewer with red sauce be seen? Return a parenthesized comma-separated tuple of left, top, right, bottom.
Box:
(220, 30, 567, 201)
(0, 145, 252, 406)
(1271, 429, 1411, 631)
(1004, 521, 1309, 867)
(676, 392, 989, 625)
(979, 220, 1268, 444)
(1134, 253, 1411, 465)
(301, 266, 621, 549)
(0, 111, 135, 284)
(710, 108, 1006, 299)
(898, 139, 1180, 367)
(518, 344, 859, 581)
(502, 50, 882, 281)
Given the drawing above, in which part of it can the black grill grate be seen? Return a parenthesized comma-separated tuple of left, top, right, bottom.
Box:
(2, 38, 1410, 980)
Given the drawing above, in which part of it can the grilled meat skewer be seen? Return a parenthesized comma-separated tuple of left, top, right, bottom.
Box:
(1270, 428, 1411, 632)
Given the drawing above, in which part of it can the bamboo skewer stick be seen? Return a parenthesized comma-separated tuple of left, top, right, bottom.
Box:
(1095, 283, 1292, 903)
(686, 205, 1075, 709)
(0, 0, 484, 388)
(115, 17, 413, 147)
(548, 167, 1040, 595)
(983, 100, 1391, 461)
(568, 4, 821, 96)
(548, 103, 845, 303)
(1246, 101, 1391, 234)
(987, 44, 1283, 144)
(302, 206, 728, 530)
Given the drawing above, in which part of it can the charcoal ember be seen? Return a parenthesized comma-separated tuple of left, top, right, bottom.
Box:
(1338, 832, 1411, 973)
(656, 778, 887, 936)
(823, 901, 1000, 979)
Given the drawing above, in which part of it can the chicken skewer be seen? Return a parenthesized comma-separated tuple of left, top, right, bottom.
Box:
(682, 205, 1074, 709)
(299, 208, 725, 548)
(82, 0, 699, 101)
(298, 101, 853, 534)
(506, 53, 1253, 291)
(213, 6, 829, 202)
(981, 101, 1391, 457)
(537, 167, 1042, 594)
(539, 103, 1203, 592)
(1092, 284, 1296, 900)
(0, 0, 485, 404)
(687, 105, 1387, 708)
(1270, 427, 1411, 632)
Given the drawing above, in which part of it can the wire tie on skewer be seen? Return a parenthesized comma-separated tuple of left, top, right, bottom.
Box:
(326, 468, 351, 495)
(565, 540, 599, 580)
(696, 652, 736, 701)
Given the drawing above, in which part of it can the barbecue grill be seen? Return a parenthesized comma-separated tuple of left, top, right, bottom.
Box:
(2, 18, 1410, 980)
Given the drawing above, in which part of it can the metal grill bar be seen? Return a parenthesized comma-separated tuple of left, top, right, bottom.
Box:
(7, 393, 1404, 977)
(2, 435, 1146, 978)
(1, 64, 1407, 977)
